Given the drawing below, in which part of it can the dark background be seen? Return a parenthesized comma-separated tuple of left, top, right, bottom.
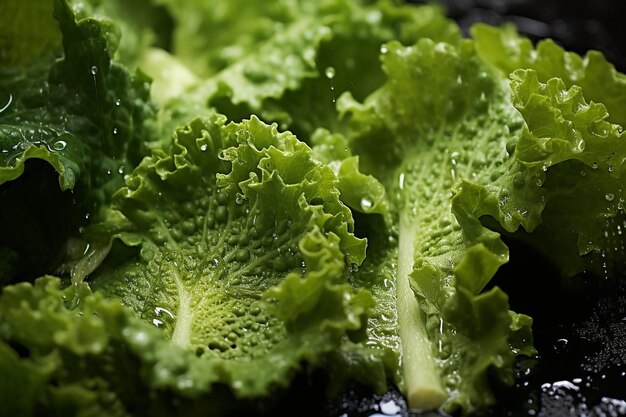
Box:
(410, 0, 626, 72)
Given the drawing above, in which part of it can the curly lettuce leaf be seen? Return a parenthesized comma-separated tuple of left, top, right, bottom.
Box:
(311, 128, 389, 216)
(336, 35, 619, 411)
(334, 24, 626, 410)
(0, 114, 375, 414)
(472, 24, 626, 127)
(75, 115, 371, 394)
(0, 0, 155, 281)
(146, 0, 459, 140)
(472, 24, 626, 276)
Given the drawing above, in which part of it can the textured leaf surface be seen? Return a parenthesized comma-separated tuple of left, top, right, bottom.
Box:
(337, 32, 625, 411)
(0, 0, 155, 280)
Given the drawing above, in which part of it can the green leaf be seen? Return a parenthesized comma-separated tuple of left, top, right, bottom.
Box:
(472, 23, 626, 127)
(339, 38, 537, 412)
(84, 114, 369, 396)
(153, 0, 459, 140)
(311, 128, 389, 215)
(0, 0, 61, 66)
(0, 0, 156, 281)
(338, 26, 626, 410)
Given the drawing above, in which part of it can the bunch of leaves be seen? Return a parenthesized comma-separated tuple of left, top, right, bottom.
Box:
(0, 0, 155, 281)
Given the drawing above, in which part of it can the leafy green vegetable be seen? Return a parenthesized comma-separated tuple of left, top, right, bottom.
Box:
(2, 0, 626, 415)
(0, 0, 155, 281)
(146, 0, 459, 139)
(0, 114, 373, 414)
(336, 34, 626, 411)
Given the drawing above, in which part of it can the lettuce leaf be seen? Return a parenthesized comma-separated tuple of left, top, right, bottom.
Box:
(2, 1, 626, 415)
(145, 0, 459, 139)
(337, 33, 625, 412)
(0, 114, 374, 414)
(0, 0, 155, 281)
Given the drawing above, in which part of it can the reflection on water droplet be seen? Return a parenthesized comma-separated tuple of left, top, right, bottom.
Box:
(52, 140, 66, 151)
(200, 144, 208, 152)
(155, 306, 174, 319)
(112, 127, 118, 135)
(554, 338, 569, 352)
(379, 399, 401, 416)
(324, 66, 335, 79)
(90, 66, 98, 75)
(115, 98, 121, 106)
(0, 91, 12, 114)
(360, 197, 373, 211)
(380, 45, 388, 54)
(605, 193, 615, 202)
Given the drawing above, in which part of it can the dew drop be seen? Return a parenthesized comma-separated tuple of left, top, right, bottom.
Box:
(554, 338, 569, 352)
(0, 90, 12, 114)
(90, 66, 98, 75)
(605, 193, 615, 202)
(360, 197, 373, 211)
(52, 140, 66, 151)
(112, 127, 118, 135)
(324, 66, 336, 79)
(115, 98, 121, 106)
(200, 144, 208, 152)
(380, 45, 388, 54)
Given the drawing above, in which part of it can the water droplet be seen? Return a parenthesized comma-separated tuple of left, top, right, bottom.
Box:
(0, 91, 12, 114)
(554, 338, 569, 352)
(379, 399, 401, 415)
(200, 144, 208, 152)
(580, 170, 587, 177)
(605, 193, 615, 202)
(608, 164, 615, 173)
(155, 306, 175, 319)
(115, 99, 121, 106)
(398, 172, 405, 190)
(90, 66, 98, 75)
(590, 162, 598, 170)
(112, 127, 118, 135)
(52, 140, 66, 151)
(118, 165, 125, 175)
(360, 197, 373, 211)
(380, 45, 388, 54)
(324, 66, 335, 79)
